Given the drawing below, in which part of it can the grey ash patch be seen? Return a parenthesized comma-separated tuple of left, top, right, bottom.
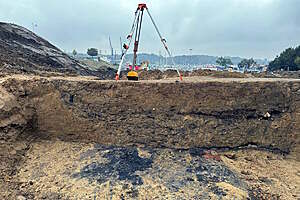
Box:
(150, 148, 246, 197)
(73, 145, 153, 186)
(73, 146, 248, 199)
(188, 148, 244, 187)
(187, 150, 248, 197)
(193, 159, 242, 186)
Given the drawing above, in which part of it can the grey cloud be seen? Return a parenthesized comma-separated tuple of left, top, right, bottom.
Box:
(0, 0, 299, 59)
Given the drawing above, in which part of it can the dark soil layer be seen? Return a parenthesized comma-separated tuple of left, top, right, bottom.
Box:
(1, 76, 299, 153)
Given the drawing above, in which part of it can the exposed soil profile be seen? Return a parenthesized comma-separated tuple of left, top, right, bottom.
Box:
(1, 74, 299, 199)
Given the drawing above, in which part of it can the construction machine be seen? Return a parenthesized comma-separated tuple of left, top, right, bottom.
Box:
(116, 3, 182, 81)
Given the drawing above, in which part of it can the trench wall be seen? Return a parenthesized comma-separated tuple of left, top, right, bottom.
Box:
(1, 78, 300, 154)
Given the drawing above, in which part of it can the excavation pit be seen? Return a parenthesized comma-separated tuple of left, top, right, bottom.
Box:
(1, 75, 299, 199)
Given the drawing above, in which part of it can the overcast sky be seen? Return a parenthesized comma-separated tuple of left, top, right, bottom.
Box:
(0, 0, 299, 59)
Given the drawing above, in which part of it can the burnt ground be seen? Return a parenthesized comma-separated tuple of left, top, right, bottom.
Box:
(1, 137, 299, 200)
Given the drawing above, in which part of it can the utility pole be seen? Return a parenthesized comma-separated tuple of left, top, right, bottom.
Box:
(32, 23, 37, 32)
(189, 49, 193, 68)
(165, 51, 167, 67)
(184, 51, 187, 67)
(120, 37, 123, 55)
(159, 50, 162, 67)
(109, 36, 114, 64)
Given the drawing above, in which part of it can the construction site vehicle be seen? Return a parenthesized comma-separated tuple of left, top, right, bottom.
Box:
(116, 3, 182, 81)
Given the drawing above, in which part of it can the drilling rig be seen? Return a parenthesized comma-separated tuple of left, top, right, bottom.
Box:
(116, 3, 182, 81)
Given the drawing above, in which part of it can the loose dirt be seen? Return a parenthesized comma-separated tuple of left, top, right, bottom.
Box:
(0, 74, 299, 199)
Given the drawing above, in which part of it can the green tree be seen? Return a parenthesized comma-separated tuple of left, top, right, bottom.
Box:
(295, 56, 300, 69)
(216, 57, 233, 67)
(269, 46, 300, 71)
(238, 58, 256, 69)
(72, 49, 77, 57)
(87, 48, 98, 57)
(238, 59, 247, 68)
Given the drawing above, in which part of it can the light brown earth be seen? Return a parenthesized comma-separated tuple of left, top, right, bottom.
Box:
(1, 21, 299, 199)
(1, 139, 299, 199)
(1, 74, 300, 199)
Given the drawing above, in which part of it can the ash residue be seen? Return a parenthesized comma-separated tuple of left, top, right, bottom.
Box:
(192, 158, 242, 186)
(73, 146, 250, 198)
(73, 145, 153, 185)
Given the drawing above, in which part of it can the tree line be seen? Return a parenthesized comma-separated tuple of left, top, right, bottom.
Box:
(268, 46, 300, 71)
(75, 45, 300, 72)
(216, 45, 300, 72)
(216, 56, 257, 69)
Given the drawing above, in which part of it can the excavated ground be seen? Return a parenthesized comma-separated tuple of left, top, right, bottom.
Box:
(0, 74, 300, 199)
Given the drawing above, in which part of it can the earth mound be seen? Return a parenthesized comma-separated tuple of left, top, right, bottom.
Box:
(0, 22, 116, 79)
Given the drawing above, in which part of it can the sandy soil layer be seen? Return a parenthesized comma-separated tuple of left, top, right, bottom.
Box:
(1, 74, 299, 199)
(0, 139, 298, 200)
